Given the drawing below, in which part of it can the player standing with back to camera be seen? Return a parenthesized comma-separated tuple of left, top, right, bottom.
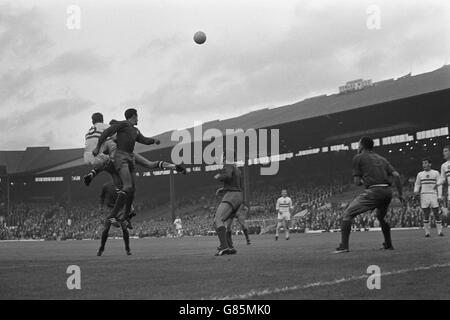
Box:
(275, 189, 294, 241)
(334, 137, 405, 253)
(414, 158, 444, 237)
(213, 151, 244, 256)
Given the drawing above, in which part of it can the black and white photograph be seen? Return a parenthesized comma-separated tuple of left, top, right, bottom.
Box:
(0, 0, 449, 306)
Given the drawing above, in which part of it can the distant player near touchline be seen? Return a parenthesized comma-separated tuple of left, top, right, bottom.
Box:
(213, 152, 244, 256)
(438, 145, 450, 220)
(275, 189, 294, 241)
(174, 216, 183, 237)
(334, 137, 405, 254)
(414, 158, 444, 237)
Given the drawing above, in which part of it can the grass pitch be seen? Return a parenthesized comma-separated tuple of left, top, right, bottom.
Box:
(1, 229, 449, 299)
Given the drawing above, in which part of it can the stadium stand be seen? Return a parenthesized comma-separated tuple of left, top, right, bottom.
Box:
(0, 66, 449, 240)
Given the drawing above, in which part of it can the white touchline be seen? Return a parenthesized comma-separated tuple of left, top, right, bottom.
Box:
(209, 262, 450, 300)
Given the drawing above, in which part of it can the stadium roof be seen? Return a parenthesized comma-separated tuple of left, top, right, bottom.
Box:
(2, 65, 450, 175)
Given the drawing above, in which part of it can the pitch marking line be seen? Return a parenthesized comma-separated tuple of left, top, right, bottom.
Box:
(210, 262, 450, 300)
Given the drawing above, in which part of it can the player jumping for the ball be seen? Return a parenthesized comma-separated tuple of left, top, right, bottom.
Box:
(414, 158, 444, 237)
(213, 153, 244, 256)
(275, 189, 294, 241)
(334, 137, 405, 253)
(83, 113, 179, 187)
(93, 108, 186, 228)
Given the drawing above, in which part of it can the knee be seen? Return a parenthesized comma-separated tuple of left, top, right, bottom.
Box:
(122, 185, 135, 195)
(214, 215, 224, 228)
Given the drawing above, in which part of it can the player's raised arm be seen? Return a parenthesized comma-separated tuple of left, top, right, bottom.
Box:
(136, 130, 160, 146)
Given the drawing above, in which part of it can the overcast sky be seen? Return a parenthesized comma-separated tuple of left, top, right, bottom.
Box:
(0, 0, 449, 150)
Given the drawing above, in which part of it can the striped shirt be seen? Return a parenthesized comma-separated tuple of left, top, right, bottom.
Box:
(414, 169, 441, 196)
(440, 161, 450, 197)
(276, 196, 293, 214)
(84, 123, 110, 153)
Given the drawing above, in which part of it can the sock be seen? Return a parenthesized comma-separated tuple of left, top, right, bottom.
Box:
(122, 227, 130, 252)
(379, 219, 392, 247)
(286, 229, 289, 239)
(107, 191, 128, 219)
(436, 221, 443, 234)
(122, 193, 135, 221)
(216, 226, 228, 249)
(89, 169, 98, 177)
(341, 220, 352, 249)
(100, 221, 111, 251)
(243, 228, 249, 242)
(424, 220, 430, 235)
(226, 230, 233, 248)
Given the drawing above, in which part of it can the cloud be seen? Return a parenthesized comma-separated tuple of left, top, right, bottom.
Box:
(0, 97, 94, 131)
(0, 69, 35, 103)
(39, 50, 111, 76)
(0, 4, 51, 64)
(125, 0, 450, 134)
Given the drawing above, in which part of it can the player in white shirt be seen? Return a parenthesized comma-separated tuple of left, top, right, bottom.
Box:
(174, 217, 183, 237)
(83, 113, 121, 186)
(414, 158, 443, 237)
(275, 189, 294, 240)
(438, 145, 450, 219)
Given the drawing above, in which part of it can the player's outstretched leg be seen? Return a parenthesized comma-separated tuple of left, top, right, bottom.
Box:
(275, 221, 281, 241)
(107, 190, 128, 225)
(433, 208, 444, 236)
(214, 203, 233, 256)
(423, 208, 431, 237)
(335, 219, 352, 253)
(98, 220, 112, 256)
(84, 168, 101, 186)
(121, 225, 131, 255)
(285, 220, 290, 240)
(236, 212, 250, 245)
(376, 207, 394, 250)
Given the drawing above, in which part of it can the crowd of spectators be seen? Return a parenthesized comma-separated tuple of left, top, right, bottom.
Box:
(0, 181, 446, 240)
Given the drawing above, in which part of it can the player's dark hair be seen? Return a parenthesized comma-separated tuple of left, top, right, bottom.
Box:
(422, 158, 431, 164)
(125, 108, 137, 120)
(91, 112, 103, 124)
(360, 137, 374, 150)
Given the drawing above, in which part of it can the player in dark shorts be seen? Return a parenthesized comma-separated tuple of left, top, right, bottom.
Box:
(334, 137, 405, 253)
(93, 108, 186, 228)
(97, 182, 132, 256)
(213, 158, 244, 256)
(225, 203, 251, 247)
